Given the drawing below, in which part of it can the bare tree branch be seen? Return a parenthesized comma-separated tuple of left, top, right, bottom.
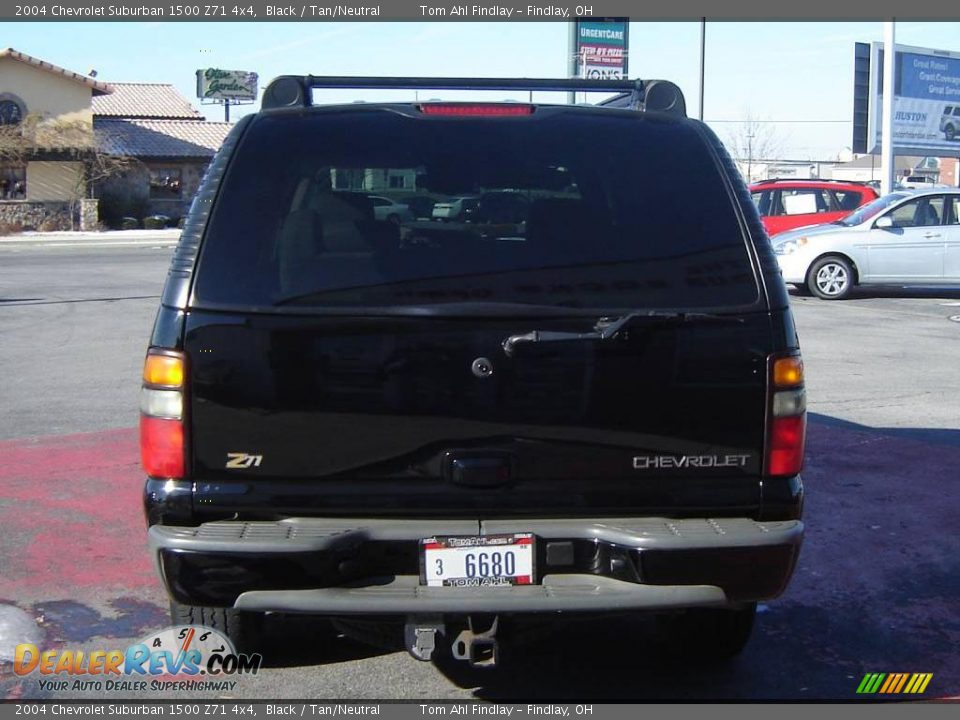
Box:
(723, 110, 788, 182)
(1, 114, 134, 229)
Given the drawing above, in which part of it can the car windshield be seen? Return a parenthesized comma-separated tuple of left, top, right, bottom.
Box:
(194, 109, 758, 310)
(837, 192, 909, 226)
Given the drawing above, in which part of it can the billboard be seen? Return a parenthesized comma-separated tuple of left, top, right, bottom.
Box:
(196, 68, 258, 101)
(865, 42, 960, 155)
(575, 18, 629, 80)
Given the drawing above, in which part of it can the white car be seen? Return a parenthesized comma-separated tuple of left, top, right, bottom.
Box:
(431, 196, 479, 222)
(773, 188, 960, 299)
(368, 195, 414, 224)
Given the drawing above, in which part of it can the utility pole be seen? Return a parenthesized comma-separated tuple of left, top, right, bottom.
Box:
(698, 19, 706, 121)
(880, 20, 896, 195)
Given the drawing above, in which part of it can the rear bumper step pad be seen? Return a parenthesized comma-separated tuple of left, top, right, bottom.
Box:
(150, 516, 802, 553)
(149, 517, 802, 611)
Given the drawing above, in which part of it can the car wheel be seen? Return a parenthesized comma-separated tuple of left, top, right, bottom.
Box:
(386, 214, 401, 225)
(946, 125, 956, 141)
(808, 256, 854, 300)
(170, 601, 264, 654)
(658, 603, 757, 661)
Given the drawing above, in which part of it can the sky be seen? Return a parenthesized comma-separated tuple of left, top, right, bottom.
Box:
(8, 20, 960, 159)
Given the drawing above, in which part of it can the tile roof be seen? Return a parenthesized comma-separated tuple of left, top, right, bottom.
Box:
(0, 48, 113, 95)
(838, 155, 926, 171)
(95, 119, 231, 158)
(92, 83, 203, 120)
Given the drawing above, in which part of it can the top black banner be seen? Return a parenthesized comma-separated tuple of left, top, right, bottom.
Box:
(2, 0, 959, 20)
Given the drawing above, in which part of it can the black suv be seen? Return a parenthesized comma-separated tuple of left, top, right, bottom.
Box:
(141, 76, 805, 667)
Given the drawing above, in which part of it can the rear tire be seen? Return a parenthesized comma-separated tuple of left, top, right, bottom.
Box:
(808, 256, 854, 300)
(658, 603, 757, 661)
(169, 602, 263, 654)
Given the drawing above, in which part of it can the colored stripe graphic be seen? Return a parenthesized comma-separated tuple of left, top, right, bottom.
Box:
(892, 674, 909, 693)
(878, 674, 897, 693)
(857, 673, 932, 694)
(855, 673, 885, 694)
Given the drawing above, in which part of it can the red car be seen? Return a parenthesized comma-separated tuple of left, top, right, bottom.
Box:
(750, 179, 879, 237)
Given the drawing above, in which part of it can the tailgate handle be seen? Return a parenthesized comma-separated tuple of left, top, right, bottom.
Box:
(445, 454, 513, 488)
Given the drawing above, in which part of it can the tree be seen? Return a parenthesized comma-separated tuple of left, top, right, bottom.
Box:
(723, 110, 787, 183)
(0, 113, 133, 229)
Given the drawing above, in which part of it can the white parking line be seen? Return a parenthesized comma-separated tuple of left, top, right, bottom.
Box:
(2, 241, 178, 248)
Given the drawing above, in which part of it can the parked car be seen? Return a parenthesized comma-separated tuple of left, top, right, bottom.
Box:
(140, 75, 805, 668)
(750, 179, 879, 237)
(899, 176, 949, 190)
(772, 187, 960, 299)
(431, 195, 479, 221)
(469, 191, 530, 224)
(941, 104, 960, 141)
(403, 194, 439, 220)
(865, 180, 906, 191)
(368, 195, 414, 224)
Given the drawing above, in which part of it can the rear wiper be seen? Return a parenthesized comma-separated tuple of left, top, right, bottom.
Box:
(502, 310, 743, 357)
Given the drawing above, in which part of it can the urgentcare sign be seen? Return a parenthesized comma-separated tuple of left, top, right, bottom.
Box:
(196, 68, 259, 101)
(575, 18, 629, 80)
(868, 42, 960, 154)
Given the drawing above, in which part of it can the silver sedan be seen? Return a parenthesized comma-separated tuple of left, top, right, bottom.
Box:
(772, 188, 960, 299)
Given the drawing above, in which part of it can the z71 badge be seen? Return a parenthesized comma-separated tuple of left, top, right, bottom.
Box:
(225, 453, 263, 469)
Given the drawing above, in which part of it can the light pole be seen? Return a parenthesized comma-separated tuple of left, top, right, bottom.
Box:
(880, 20, 896, 195)
(698, 18, 706, 121)
(746, 132, 754, 183)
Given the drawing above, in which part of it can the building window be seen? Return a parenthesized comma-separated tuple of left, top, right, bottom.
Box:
(0, 94, 26, 126)
(0, 165, 26, 199)
(149, 168, 182, 199)
(388, 175, 407, 189)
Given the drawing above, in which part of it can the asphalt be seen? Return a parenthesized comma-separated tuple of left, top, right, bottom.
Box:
(0, 229, 180, 249)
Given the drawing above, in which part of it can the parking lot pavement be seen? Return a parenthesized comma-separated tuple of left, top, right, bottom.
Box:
(0, 246, 958, 699)
(0, 229, 180, 249)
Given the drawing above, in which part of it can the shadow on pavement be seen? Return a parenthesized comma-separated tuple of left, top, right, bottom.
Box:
(808, 412, 960, 448)
(788, 285, 960, 301)
(255, 614, 392, 669)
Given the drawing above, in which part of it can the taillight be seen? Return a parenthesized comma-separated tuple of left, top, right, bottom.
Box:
(419, 103, 534, 116)
(140, 349, 186, 479)
(765, 355, 806, 476)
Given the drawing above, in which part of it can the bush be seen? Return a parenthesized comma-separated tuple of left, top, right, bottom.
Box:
(98, 187, 149, 229)
(0, 221, 24, 236)
(121, 217, 139, 230)
(143, 215, 171, 229)
(38, 215, 71, 232)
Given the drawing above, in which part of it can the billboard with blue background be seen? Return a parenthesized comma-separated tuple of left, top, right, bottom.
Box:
(869, 42, 960, 154)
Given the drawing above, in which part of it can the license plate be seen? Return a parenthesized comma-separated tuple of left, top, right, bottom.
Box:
(420, 533, 535, 587)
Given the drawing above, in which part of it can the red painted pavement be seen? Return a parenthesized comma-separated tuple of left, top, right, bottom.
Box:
(0, 428, 156, 593)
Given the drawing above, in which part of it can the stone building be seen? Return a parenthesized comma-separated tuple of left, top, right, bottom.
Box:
(0, 48, 113, 230)
(93, 83, 231, 223)
(0, 48, 232, 231)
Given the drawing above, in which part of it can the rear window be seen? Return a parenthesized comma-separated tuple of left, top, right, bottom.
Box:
(193, 109, 758, 310)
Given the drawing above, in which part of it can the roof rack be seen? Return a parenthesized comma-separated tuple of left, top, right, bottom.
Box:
(261, 75, 687, 117)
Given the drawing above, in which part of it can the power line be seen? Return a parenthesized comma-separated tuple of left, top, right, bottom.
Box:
(708, 119, 849, 124)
